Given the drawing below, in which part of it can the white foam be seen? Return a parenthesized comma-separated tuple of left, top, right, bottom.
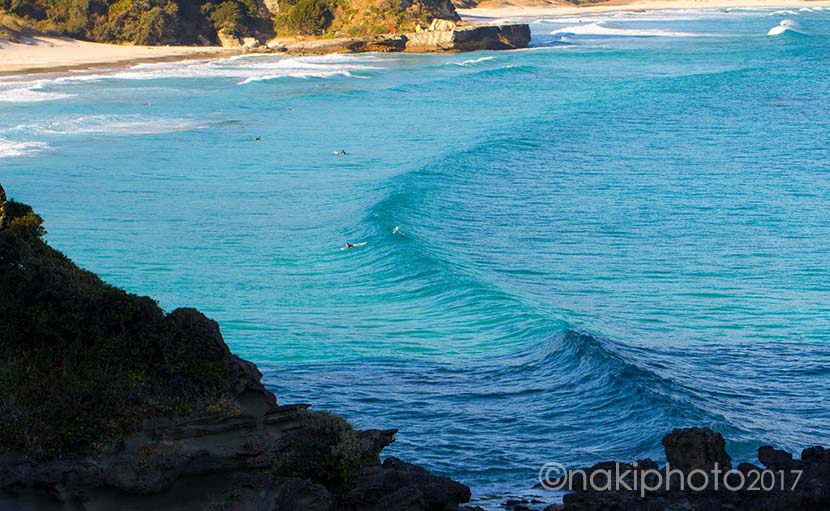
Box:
(769, 10, 800, 16)
(0, 80, 74, 103)
(40, 115, 206, 135)
(550, 22, 706, 38)
(454, 56, 495, 66)
(768, 19, 804, 36)
(0, 138, 48, 158)
(49, 54, 381, 86)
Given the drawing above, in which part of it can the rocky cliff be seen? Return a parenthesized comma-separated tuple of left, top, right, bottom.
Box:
(0, 182, 471, 511)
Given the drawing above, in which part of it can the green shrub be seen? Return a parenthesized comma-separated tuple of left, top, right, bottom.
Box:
(274, 0, 333, 36)
(0, 200, 245, 456)
(1, 0, 274, 44)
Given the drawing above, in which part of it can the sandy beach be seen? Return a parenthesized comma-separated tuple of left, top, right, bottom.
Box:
(459, 0, 830, 21)
(1, 0, 829, 75)
(0, 36, 237, 75)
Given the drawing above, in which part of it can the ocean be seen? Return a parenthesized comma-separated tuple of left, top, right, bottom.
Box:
(2, 7, 829, 507)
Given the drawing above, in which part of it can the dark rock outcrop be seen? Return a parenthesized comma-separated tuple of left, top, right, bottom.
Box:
(662, 426, 732, 472)
(0, 183, 6, 230)
(544, 427, 830, 511)
(0, 183, 470, 511)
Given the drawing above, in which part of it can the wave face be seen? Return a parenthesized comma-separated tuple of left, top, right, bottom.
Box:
(4, 7, 830, 510)
(768, 19, 807, 36)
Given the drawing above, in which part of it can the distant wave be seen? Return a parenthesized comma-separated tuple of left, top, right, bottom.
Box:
(5, 115, 206, 137)
(0, 138, 48, 158)
(550, 22, 707, 38)
(453, 56, 495, 66)
(768, 19, 806, 36)
(768, 10, 800, 17)
(45, 54, 382, 86)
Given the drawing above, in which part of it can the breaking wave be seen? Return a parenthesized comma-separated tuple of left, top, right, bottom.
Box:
(0, 81, 74, 103)
(0, 138, 48, 158)
(550, 22, 707, 38)
(768, 19, 806, 36)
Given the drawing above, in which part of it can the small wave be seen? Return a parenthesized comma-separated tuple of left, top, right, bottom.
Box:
(6, 115, 206, 136)
(0, 138, 48, 158)
(550, 22, 705, 38)
(0, 81, 74, 103)
(768, 19, 805, 36)
(46, 54, 380, 86)
(239, 69, 357, 84)
(454, 56, 495, 66)
(768, 10, 800, 16)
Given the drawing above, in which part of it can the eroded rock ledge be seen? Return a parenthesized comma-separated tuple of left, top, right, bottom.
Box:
(0, 182, 470, 511)
(264, 23, 531, 54)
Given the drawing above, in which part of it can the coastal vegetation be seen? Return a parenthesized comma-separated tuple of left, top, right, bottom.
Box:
(0, 197, 253, 455)
(0, 0, 273, 44)
(0, 0, 460, 44)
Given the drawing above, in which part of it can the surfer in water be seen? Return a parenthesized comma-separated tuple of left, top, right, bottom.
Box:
(343, 241, 367, 250)
(336, 149, 348, 156)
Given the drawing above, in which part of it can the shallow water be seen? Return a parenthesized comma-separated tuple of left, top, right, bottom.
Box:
(2, 8, 830, 506)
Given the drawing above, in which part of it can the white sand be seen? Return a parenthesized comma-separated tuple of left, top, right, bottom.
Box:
(0, 36, 235, 74)
(459, 0, 830, 21)
(1, 1, 829, 74)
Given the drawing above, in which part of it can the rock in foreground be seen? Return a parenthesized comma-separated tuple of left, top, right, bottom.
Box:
(542, 427, 830, 511)
(0, 182, 470, 511)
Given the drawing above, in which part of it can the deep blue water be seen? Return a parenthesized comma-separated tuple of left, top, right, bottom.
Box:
(2, 7, 830, 507)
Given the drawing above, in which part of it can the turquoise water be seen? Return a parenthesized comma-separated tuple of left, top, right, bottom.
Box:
(2, 7, 830, 505)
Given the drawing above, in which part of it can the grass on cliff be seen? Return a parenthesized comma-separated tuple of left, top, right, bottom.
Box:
(0, 200, 246, 456)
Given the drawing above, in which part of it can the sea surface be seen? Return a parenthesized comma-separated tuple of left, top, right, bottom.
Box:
(2, 7, 830, 507)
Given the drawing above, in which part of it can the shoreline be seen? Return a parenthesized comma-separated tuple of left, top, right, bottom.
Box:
(459, 0, 830, 21)
(0, 36, 239, 76)
(2, 0, 830, 76)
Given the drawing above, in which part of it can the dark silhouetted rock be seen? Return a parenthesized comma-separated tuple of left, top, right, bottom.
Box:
(662, 427, 732, 472)
(758, 445, 795, 470)
(349, 457, 472, 511)
(546, 427, 830, 511)
(0, 183, 6, 230)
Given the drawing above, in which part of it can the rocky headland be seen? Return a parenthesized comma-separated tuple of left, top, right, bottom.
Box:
(1, 0, 531, 55)
(3, 181, 828, 511)
(0, 182, 471, 511)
